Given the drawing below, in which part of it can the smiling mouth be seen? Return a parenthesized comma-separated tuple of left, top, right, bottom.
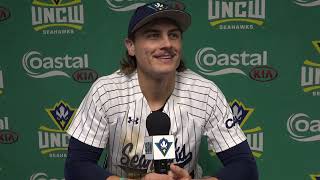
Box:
(154, 53, 176, 60)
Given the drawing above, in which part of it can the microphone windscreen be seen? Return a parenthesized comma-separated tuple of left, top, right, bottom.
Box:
(146, 111, 170, 136)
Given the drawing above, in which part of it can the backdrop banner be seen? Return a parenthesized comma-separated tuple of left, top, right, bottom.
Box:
(0, 0, 319, 180)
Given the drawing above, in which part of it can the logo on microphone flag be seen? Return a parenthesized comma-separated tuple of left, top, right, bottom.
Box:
(155, 138, 173, 157)
(144, 135, 175, 160)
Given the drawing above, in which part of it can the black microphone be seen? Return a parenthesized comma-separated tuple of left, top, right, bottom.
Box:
(146, 111, 173, 174)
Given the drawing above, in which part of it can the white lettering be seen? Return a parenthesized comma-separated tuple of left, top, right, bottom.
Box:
(235, 2, 247, 17)
(0, 70, 3, 89)
(208, 0, 265, 20)
(195, 47, 268, 76)
(301, 66, 320, 86)
(43, 8, 54, 24)
(0, 117, 9, 130)
(295, 120, 309, 132)
(22, 51, 89, 78)
(31, 5, 84, 25)
(287, 113, 320, 142)
(246, 132, 263, 151)
(38, 131, 70, 149)
(56, 8, 67, 23)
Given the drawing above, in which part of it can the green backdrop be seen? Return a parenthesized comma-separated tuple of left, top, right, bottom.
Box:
(0, 0, 320, 179)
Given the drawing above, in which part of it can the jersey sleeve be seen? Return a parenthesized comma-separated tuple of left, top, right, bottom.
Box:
(67, 79, 110, 148)
(204, 86, 246, 153)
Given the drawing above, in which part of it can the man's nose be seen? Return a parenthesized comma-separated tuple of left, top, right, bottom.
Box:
(160, 35, 172, 48)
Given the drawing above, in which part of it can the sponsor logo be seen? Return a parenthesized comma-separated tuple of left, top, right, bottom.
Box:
(22, 50, 89, 81)
(30, 172, 65, 180)
(72, 68, 98, 83)
(249, 65, 278, 82)
(310, 173, 320, 180)
(128, 116, 139, 125)
(0, 70, 3, 95)
(155, 138, 173, 157)
(0, 117, 19, 144)
(106, 0, 146, 11)
(294, 0, 320, 7)
(195, 47, 276, 81)
(229, 100, 263, 158)
(31, 0, 84, 35)
(0, 6, 10, 22)
(301, 41, 320, 96)
(208, 0, 266, 30)
(0, 130, 18, 144)
(38, 100, 76, 158)
(287, 113, 320, 142)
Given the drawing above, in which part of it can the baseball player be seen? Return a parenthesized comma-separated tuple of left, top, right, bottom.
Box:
(65, 1, 258, 180)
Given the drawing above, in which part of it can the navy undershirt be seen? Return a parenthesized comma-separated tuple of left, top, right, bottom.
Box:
(64, 137, 258, 180)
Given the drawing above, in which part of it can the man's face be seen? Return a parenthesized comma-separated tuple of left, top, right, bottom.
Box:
(126, 19, 182, 78)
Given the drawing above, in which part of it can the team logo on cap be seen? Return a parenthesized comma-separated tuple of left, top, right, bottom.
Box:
(148, 2, 167, 11)
(155, 137, 173, 156)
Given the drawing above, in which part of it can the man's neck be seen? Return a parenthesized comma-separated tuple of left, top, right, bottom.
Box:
(137, 70, 175, 111)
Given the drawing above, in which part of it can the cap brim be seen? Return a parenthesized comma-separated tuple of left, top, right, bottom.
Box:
(131, 10, 191, 34)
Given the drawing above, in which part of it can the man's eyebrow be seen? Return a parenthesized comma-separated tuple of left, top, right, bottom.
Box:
(142, 29, 160, 34)
(142, 28, 181, 34)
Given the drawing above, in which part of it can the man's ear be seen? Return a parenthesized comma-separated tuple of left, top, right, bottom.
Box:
(125, 38, 135, 56)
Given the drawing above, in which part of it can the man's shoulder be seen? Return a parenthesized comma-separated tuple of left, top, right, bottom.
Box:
(177, 69, 217, 88)
(88, 70, 137, 94)
(93, 70, 135, 85)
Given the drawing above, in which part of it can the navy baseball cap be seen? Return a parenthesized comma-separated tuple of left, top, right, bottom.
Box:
(128, 1, 191, 36)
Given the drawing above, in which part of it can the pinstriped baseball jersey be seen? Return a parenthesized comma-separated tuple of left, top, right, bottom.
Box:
(67, 69, 246, 178)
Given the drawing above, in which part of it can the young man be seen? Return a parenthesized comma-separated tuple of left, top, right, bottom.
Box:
(65, 1, 258, 180)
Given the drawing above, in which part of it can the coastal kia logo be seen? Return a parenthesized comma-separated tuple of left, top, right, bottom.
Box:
(208, 0, 266, 30)
(301, 41, 320, 96)
(106, 0, 146, 11)
(310, 173, 320, 180)
(38, 100, 76, 158)
(0, 117, 19, 144)
(31, 0, 84, 35)
(73, 68, 99, 83)
(30, 172, 65, 180)
(0, 70, 3, 95)
(195, 47, 276, 81)
(22, 50, 90, 82)
(249, 66, 278, 82)
(294, 0, 320, 7)
(0, 6, 10, 22)
(228, 100, 264, 158)
(287, 113, 320, 142)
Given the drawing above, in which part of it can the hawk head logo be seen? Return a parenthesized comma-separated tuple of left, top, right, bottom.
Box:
(155, 138, 172, 157)
(46, 100, 76, 130)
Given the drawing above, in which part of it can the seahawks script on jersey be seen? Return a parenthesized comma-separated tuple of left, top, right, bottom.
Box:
(67, 69, 246, 178)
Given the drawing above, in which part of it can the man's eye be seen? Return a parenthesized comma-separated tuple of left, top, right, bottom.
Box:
(169, 33, 180, 39)
(146, 33, 159, 38)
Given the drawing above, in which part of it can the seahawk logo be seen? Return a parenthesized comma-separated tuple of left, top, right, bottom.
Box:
(155, 138, 172, 157)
